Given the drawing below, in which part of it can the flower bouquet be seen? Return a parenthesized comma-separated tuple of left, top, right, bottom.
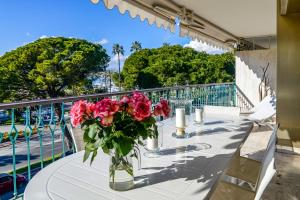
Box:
(70, 92, 170, 191)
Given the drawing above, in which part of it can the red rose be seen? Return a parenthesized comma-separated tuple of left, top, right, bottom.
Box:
(133, 101, 151, 121)
(70, 100, 94, 127)
(120, 95, 135, 114)
(132, 92, 149, 104)
(94, 98, 119, 126)
(154, 103, 163, 116)
(154, 99, 171, 117)
(160, 99, 171, 117)
(86, 102, 95, 116)
(120, 96, 131, 105)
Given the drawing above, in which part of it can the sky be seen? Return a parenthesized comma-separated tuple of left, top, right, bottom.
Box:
(0, 0, 223, 71)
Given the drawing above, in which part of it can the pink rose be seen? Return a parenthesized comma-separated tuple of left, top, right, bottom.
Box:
(154, 103, 163, 116)
(154, 99, 171, 117)
(132, 92, 149, 104)
(134, 101, 151, 121)
(160, 99, 171, 117)
(100, 115, 114, 127)
(120, 96, 131, 105)
(94, 98, 119, 126)
(86, 102, 95, 116)
(70, 100, 94, 127)
(120, 95, 135, 114)
(130, 92, 152, 121)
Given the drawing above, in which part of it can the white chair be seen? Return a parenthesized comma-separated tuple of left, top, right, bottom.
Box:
(66, 123, 85, 152)
(246, 95, 276, 125)
(254, 124, 278, 200)
(209, 125, 278, 200)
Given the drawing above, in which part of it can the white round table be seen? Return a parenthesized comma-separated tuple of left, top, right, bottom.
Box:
(24, 114, 252, 200)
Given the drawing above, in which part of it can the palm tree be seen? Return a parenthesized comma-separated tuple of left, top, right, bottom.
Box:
(130, 41, 142, 52)
(112, 43, 125, 91)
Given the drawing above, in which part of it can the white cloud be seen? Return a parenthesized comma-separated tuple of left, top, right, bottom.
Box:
(95, 38, 109, 45)
(40, 35, 48, 39)
(107, 54, 128, 71)
(184, 40, 225, 54)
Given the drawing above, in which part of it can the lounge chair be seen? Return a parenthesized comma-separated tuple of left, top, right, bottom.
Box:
(246, 95, 276, 125)
(244, 95, 276, 114)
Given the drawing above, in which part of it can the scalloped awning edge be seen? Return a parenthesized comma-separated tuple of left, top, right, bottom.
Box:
(180, 24, 233, 51)
(102, 0, 176, 32)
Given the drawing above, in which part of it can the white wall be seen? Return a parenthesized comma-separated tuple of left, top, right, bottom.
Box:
(235, 49, 277, 106)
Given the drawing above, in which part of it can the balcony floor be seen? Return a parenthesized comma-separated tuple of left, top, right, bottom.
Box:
(262, 152, 300, 199)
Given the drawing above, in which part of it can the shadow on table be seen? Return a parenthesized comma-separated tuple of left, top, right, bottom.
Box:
(135, 153, 232, 195)
(188, 121, 253, 139)
(223, 140, 243, 149)
(153, 143, 212, 157)
(188, 127, 231, 137)
(204, 120, 233, 125)
(133, 121, 254, 194)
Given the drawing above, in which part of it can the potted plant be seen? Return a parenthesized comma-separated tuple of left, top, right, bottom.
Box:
(69, 92, 170, 191)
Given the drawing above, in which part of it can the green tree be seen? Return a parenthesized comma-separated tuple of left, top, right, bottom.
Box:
(0, 37, 110, 102)
(130, 41, 142, 52)
(120, 45, 235, 89)
(0, 37, 110, 149)
(112, 43, 125, 91)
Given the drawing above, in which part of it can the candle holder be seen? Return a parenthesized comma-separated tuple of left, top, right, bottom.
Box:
(194, 108, 204, 126)
(144, 122, 163, 158)
(193, 120, 204, 126)
(171, 126, 191, 139)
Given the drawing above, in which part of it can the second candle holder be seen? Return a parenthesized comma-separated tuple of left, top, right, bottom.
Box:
(172, 108, 191, 139)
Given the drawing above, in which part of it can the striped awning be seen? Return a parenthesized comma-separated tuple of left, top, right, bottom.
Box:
(92, 0, 176, 32)
(91, 0, 276, 51)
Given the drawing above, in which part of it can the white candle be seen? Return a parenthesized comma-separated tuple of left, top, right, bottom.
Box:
(195, 108, 203, 122)
(147, 138, 158, 150)
(176, 108, 186, 128)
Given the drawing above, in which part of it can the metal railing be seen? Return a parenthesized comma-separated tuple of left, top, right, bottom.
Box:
(0, 82, 252, 199)
(235, 85, 254, 112)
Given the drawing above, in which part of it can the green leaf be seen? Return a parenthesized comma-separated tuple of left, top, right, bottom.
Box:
(90, 150, 98, 165)
(112, 140, 121, 155)
(113, 136, 133, 156)
(88, 124, 98, 139)
(85, 142, 95, 151)
(114, 130, 124, 138)
(83, 150, 91, 162)
(101, 144, 110, 154)
(83, 129, 91, 143)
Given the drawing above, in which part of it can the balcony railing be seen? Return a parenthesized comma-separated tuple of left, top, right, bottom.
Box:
(0, 82, 252, 199)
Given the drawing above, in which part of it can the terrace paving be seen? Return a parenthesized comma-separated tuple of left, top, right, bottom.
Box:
(262, 152, 300, 200)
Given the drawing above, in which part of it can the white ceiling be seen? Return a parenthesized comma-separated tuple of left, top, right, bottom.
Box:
(172, 0, 277, 38)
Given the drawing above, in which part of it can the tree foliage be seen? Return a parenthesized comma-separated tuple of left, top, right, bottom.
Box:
(112, 43, 125, 90)
(0, 37, 110, 102)
(130, 41, 142, 52)
(119, 45, 235, 89)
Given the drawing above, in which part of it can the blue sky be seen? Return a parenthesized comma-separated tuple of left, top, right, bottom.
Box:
(0, 0, 222, 70)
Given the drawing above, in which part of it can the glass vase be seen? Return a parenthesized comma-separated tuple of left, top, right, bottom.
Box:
(144, 122, 163, 157)
(109, 150, 134, 191)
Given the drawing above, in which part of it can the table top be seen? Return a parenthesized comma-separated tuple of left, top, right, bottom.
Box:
(24, 114, 252, 200)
